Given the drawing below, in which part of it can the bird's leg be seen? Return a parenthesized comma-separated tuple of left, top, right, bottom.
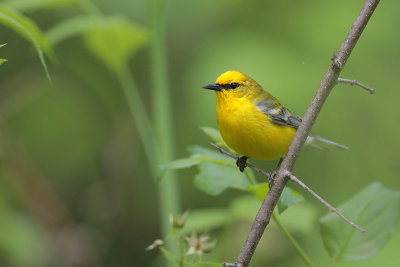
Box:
(269, 157, 283, 188)
(236, 156, 248, 172)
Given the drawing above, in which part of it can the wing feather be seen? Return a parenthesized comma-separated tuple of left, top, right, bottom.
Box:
(256, 100, 302, 129)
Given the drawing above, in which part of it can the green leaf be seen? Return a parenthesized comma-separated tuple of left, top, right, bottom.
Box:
(193, 262, 223, 267)
(320, 182, 400, 262)
(194, 162, 249, 195)
(159, 157, 202, 172)
(0, 43, 7, 64)
(83, 16, 147, 73)
(277, 187, 304, 214)
(200, 126, 224, 144)
(47, 15, 147, 74)
(0, 5, 54, 85)
(2, 0, 79, 12)
(159, 247, 180, 264)
(160, 145, 248, 194)
(180, 208, 230, 235)
(247, 182, 269, 201)
(158, 145, 235, 180)
(248, 183, 303, 214)
(188, 145, 233, 164)
(229, 195, 260, 220)
(46, 15, 99, 46)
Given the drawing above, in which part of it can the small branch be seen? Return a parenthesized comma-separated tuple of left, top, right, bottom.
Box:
(210, 143, 270, 178)
(338, 78, 375, 94)
(210, 142, 366, 232)
(283, 171, 365, 232)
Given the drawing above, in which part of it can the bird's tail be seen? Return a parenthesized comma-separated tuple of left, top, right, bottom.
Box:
(305, 135, 348, 150)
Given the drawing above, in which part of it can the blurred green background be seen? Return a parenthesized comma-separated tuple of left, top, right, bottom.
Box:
(0, 0, 399, 266)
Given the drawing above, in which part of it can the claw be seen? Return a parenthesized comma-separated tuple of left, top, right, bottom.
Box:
(236, 156, 248, 172)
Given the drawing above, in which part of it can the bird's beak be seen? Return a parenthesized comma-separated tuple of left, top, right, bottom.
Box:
(202, 83, 222, 91)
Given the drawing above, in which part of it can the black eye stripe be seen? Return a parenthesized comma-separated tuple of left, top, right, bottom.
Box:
(230, 82, 239, 89)
(220, 83, 241, 89)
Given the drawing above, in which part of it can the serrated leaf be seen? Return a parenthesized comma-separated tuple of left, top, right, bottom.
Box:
(277, 187, 304, 214)
(180, 209, 230, 235)
(0, 5, 54, 85)
(194, 162, 249, 196)
(2, 0, 79, 12)
(83, 16, 147, 72)
(320, 182, 400, 262)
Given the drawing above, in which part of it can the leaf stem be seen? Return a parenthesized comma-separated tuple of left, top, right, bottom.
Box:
(272, 213, 314, 267)
(150, 0, 181, 265)
(116, 68, 160, 178)
(244, 168, 257, 185)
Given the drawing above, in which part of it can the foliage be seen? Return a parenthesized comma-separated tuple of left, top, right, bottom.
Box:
(0, 0, 399, 267)
(0, 4, 54, 84)
(320, 182, 400, 262)
(0, 43, 7, 65)
(1, 0, 80, 12)
(162, 127, 400, 265)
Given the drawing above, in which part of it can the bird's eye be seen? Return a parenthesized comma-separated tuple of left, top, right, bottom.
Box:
(230, 82, 240, 89)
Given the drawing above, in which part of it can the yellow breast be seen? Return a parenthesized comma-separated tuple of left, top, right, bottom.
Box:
(216, 94, 296, 160)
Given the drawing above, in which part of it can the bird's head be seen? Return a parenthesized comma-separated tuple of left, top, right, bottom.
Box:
(202, 70, 262, 99)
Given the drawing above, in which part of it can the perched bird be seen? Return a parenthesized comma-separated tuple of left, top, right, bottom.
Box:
(202, 70, 347, 172)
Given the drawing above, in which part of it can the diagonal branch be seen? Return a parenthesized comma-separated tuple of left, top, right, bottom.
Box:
(283, 171, 365, 232)
(210, 142, 270, 178)
(210, 143, 365, 232)
(234, 1, 380, 266)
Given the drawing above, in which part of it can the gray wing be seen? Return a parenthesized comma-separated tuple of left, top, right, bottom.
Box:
(257, 100, 302, 129)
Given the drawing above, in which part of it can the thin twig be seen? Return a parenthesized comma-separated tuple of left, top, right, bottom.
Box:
(272, 213, 314, 266)
(235, 1, 380, 266)
(210, 142, 366, 232)
(210, 143, 270, 178)
(338, 78, 375, 94)
(283, 171, 365, 232)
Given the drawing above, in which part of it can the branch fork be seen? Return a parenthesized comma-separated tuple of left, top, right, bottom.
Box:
(214, 0, 380, 266)
(210, 143, 366, 232)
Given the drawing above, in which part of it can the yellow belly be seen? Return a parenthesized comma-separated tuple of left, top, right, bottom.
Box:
(216, 98, 296, 160)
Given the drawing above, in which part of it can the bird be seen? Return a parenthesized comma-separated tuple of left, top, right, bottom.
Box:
(202, 70, 347, 172)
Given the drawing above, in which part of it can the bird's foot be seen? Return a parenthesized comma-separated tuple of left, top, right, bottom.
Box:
(236, 156, 248, 172)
